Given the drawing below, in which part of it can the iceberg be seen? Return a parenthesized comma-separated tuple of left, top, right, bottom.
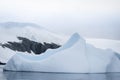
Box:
(3, 33, 120, 73)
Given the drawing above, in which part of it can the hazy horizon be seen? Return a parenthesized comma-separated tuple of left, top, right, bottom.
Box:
(0, 0, 120, 40)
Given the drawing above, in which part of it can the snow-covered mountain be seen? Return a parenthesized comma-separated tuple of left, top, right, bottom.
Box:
(0, 22, 67, 62)
(0, 22, 66, 44)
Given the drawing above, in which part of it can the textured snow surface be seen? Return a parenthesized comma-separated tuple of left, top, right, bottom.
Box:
(4, 33, 120, 73)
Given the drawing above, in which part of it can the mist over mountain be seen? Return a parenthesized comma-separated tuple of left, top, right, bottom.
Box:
(0, 22, 41, 28)
(0, 22, 66, 44)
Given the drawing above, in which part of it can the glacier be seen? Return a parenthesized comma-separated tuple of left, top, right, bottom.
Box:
(3, 33, 120, 73)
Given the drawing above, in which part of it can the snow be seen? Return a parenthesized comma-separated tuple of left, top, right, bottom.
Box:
(86, 38, 120, 53)
(0, 22, 67, 62)
(0, 22, 66, 44)
(4, 33, 120, 73)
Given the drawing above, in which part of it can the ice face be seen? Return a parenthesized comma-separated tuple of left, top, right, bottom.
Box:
(3, 33, 120, 73)
(11, 32, 81, 61)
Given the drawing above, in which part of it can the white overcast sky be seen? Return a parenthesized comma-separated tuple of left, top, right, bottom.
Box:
(0, 0, 120, 40)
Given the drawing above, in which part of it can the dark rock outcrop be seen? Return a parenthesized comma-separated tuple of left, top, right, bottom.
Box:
(1, 37, 61, 54)
(0, 61, 6, 65)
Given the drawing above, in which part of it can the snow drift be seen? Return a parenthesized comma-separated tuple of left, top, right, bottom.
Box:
(3, 33, 120, 73)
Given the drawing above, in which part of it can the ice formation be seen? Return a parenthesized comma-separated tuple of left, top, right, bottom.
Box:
(3, 33, 120, 73)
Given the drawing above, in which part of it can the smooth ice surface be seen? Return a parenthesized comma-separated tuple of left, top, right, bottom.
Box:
(4, 33, 120, 73)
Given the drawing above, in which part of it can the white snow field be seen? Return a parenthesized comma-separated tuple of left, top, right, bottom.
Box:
(4, 33, 120, 73)
(86, 38, 120, 54)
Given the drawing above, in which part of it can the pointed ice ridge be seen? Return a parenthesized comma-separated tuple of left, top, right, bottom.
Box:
(61, 32, 80, 49)
(15, 33, 81, 60)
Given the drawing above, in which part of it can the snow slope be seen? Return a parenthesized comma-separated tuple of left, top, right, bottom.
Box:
(86, 38, 120, 53)
(4, 33, 120, 73)
(0, 22, 65, 44)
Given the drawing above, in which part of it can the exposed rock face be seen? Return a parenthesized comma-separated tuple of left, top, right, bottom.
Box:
(1, 37, 61, 54)
(0, 61, 6, 65)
